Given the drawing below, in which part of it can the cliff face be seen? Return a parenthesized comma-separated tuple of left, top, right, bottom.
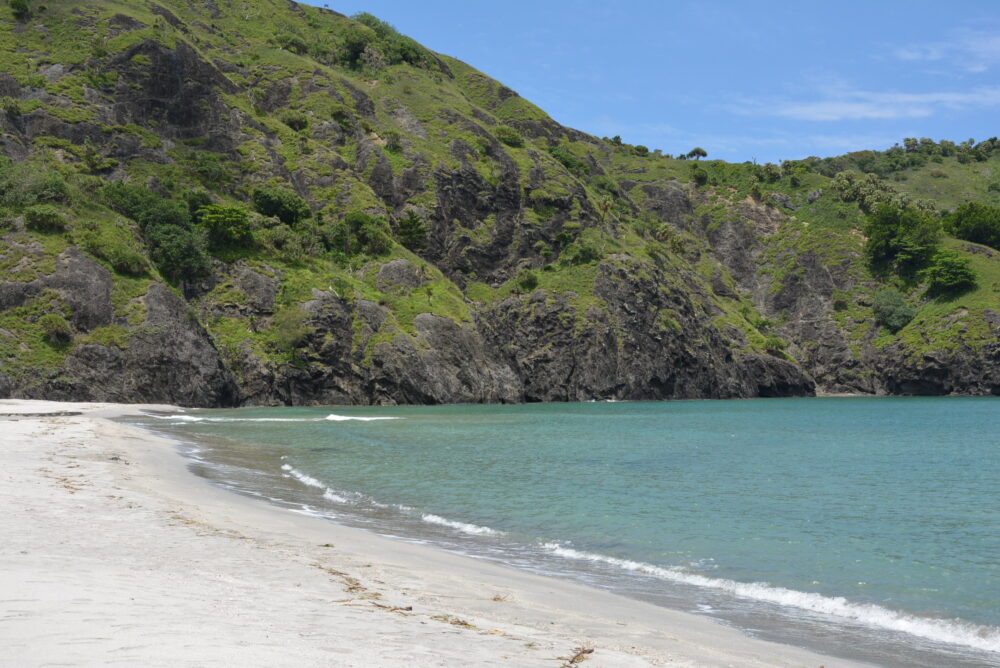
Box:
(0, 1, 996, 406)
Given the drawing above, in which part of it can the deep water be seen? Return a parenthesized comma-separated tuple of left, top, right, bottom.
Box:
(128, 397, 1000, 667)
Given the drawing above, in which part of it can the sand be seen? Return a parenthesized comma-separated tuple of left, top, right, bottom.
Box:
(0, 399, 865, 667)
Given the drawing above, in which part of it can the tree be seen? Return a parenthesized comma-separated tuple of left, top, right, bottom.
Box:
(251, 186, 310, 226)
(396, 211, 427, 250)
(686, 147, 707, 160)
(198, 205, 254, 249)
(863, 204, 941, 276)
(923, 250, 977, 296)
(945, 201, 1000, 251)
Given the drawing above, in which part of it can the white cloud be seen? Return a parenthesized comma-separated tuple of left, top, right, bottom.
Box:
(892, 29, 1000, 73)
(739, 86, 1000, 122)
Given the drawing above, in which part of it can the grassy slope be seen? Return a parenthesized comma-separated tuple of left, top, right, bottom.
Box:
(0, 0, 997, 390)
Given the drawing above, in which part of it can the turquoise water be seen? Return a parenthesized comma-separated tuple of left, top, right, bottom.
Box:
(131, 397, 1000, 667)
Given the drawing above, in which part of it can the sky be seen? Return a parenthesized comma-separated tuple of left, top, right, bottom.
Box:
(301, 1, 1000, 163)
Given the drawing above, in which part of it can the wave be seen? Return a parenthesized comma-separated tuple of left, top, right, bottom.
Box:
(421, 514, 502, 536)
(281, 464, 355, 505)
(325, 414, 401, 421)
(541, 543, 1000, 653)
(145, 413, 402, 423)
(146, 414, 320, 423)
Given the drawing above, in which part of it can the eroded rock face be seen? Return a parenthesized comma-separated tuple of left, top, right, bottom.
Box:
(56, 283, 240, 406)
(477, 256, 815, 401)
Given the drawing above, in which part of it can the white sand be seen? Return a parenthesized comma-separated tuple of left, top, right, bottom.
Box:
(0, 399, 865, 667)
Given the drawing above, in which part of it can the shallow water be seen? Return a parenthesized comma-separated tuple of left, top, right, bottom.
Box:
(128, 397, 1000, 667)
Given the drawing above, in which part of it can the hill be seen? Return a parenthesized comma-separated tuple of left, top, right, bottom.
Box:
(0, 0, 997, 405)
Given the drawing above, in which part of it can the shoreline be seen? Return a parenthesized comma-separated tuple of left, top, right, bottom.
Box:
(1, 399, 864, 667)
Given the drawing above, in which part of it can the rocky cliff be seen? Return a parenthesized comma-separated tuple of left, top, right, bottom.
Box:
(0, 0, 996, 406)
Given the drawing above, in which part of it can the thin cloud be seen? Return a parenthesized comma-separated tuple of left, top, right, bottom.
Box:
(892, 29, 1000, 73)
(739, 86, 1000, 122)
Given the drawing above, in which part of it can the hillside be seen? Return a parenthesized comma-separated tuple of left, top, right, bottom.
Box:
(0, 0, 997, 406)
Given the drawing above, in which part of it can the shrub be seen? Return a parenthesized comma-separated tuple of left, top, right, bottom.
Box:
(102, 182, 160, 220)
(396, 211, 427, 250)
(191, 152, 230, 186)
(251, 186, 310, 226)
(548, 144, 589, 177)
(517, 269, 539, 292)
(0, 162, 70, 208)
(10, 0, 30, 21)
(146, 225, 209, 283)
(945, 201, 1000, 251)
(185, 190, 213, 222)
(280, 110, 310, 132)
(633, 145, 649, 157)
(560, 242, 601, 266)
(923, 250, 977, 296)
(690, 165, 708, 186)
(38, 314, 72, 344)
(24, 204, 66, 231)
(872, 288, 915, 332)
(382, 129, 402, 152)
(864, 204, 941, 276)
(494, 125, 523, 148)
(763, 335, 787, 352)
(198, 205, 253, 249)
(270, 306, 312, 350)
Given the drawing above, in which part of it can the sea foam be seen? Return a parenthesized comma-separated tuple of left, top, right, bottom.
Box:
(421, 514, 502, 536)
(541, 543, 1000, 653)
(325, 414, 401, 421)
(281, 464, 353, 504)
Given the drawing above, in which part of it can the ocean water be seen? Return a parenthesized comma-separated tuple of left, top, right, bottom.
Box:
(128, 397, 1000, 667)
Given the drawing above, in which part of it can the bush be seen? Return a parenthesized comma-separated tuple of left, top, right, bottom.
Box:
(396, 211, 427, 250)
(864, 204, 941, 276)
(633, 145, 649, 157)
(945, 201, 1000, 251)
(516, 269, 539, 292)
(560, 242, 601, 266)
(0, 162, 70, 208)
(38, 313, 72, 344)
(494, 125, 523, 148)
(690, 165, 708, 186)
(198, 205, 253, 249)
(102, 182, 160, 220)
(251, 186, 310, 226)
(872, 289, 915, 332)
(146, 225, 209, 283)
(10, 0, 30, 21)
(923, 250, 977, 296)
(280, 110, 310, 132)
(24, 204, 66, 231)
(548, 144, 589, 177)
(270, 306, 312, 350)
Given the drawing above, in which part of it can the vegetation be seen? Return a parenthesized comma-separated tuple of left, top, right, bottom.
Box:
(0, 0, 997, 399)
(872, 289, 914, 332)
(946, 202, 1000, 250)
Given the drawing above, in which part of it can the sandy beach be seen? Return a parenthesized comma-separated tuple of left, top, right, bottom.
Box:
(0, 399, 863, 667)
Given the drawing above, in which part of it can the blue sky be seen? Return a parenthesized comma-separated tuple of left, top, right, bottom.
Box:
(302, 1, 1000, 163)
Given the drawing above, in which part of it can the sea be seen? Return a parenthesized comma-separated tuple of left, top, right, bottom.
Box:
(126, 397, 1000, 667)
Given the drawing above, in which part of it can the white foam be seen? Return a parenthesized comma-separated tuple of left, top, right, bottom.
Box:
(147, 414, 319, 423)
(325, 414, 401, 421)
(280, 464, 324, 489)
(421, 514, 502, 536)
(541, 543, 1000, 653)
(281, 464, 354, 505)
(322, 489, 350, 503)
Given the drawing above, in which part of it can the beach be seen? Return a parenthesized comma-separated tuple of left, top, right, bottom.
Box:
(0, 399, 860, 667)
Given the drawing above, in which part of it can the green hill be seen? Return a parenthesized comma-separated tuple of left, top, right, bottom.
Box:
(0, 0, 997, 405)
